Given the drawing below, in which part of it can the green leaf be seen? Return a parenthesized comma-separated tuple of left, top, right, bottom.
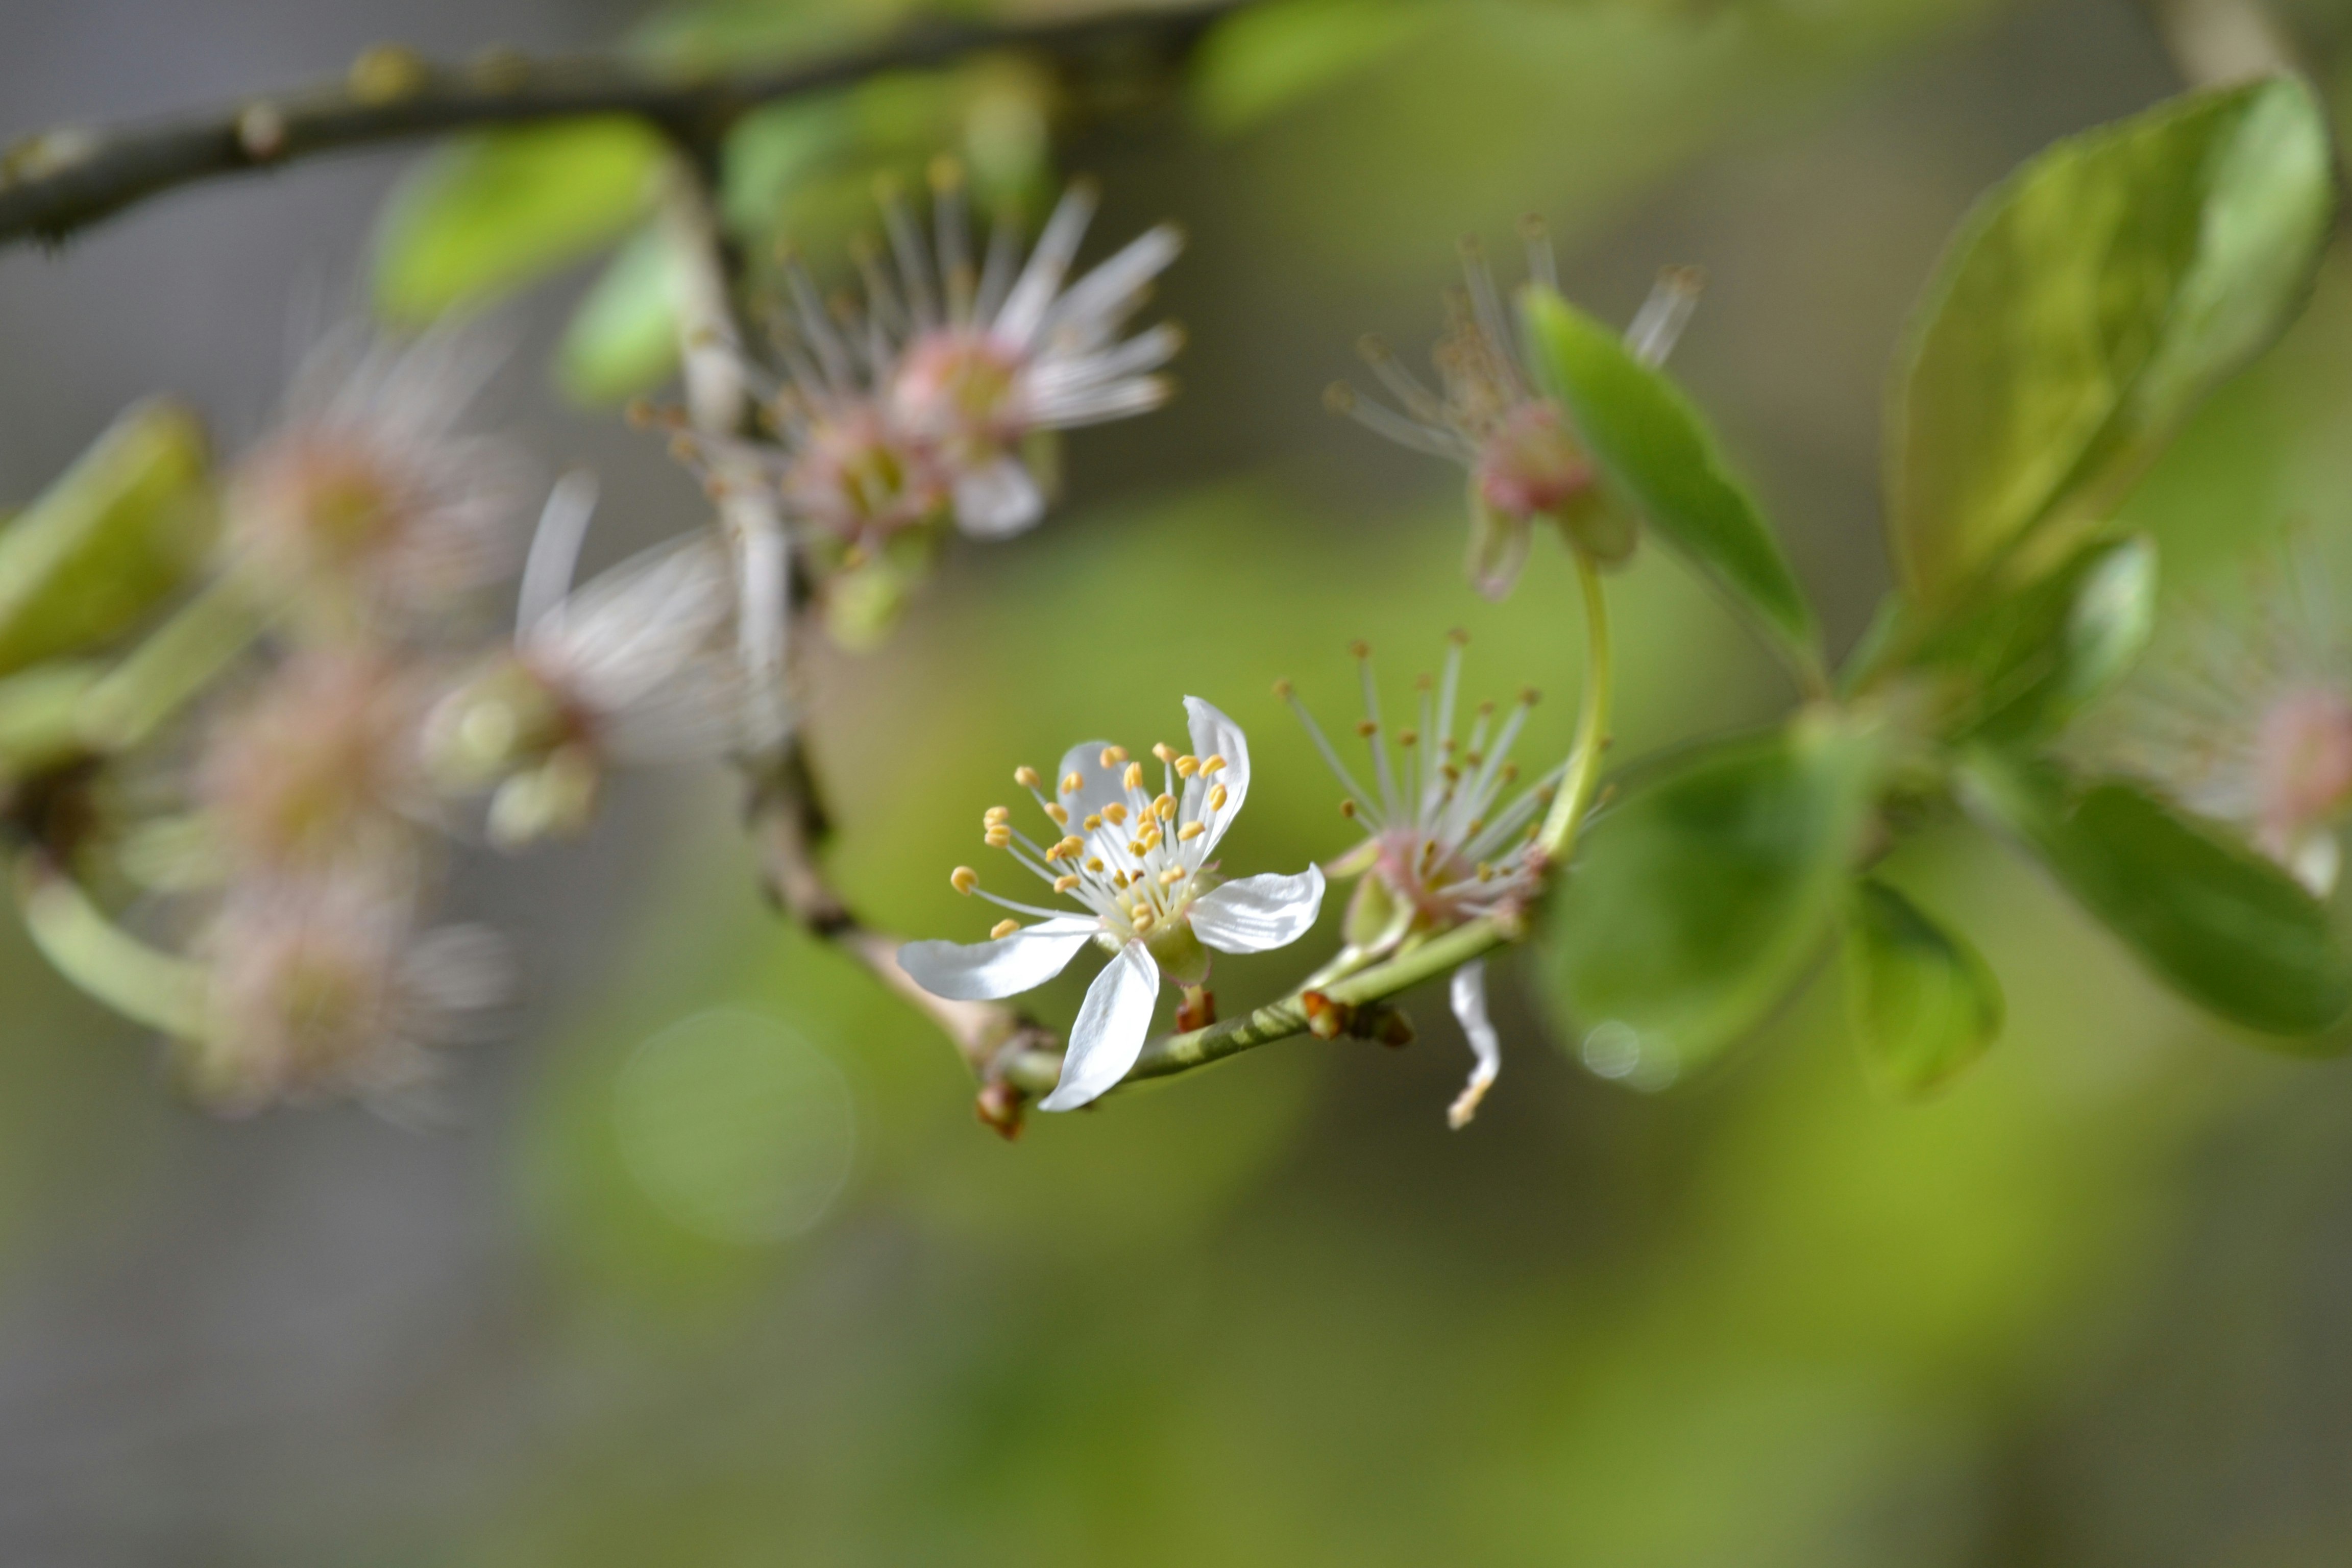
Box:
(0, 399, 213, 678)
(556, 224, 685, 406)
(373, 117, 668, 325)
(1191, 0, 1437, 135)
(1888, 78, 2333, 609)
(1521, 286, 1823, 689)
(1843, 879, 2004, 1097)
(1961, 752, 2352, 1039)
(1898, 533, 2160, 743)
(1537, 712, 1883, 1082)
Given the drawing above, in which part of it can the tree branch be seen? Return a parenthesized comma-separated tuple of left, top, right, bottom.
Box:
(0, 0, 1248, 247)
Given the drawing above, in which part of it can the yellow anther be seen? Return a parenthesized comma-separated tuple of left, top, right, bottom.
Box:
(1153, 794, 1176, 821)
(1153, 743, 1177, 764)
(1122, 761, 1144, 791)
(1356, 720, 1379, 738)
(1084, 814, 1104, 831)
(1340, 799, 1357, 818)
(984, 804, 1010, 823)
(1100, 745, 1128, 768)
(985, 825, 1013, 848)
(1103, 802, 1129, 825)
(1350, 640, 1370, 659)
(1062, 771, 1084, 795)
(1057, 836, 1085, 859)
(1086, 856, 1106, 873)
(1159, 867, 1185, 886)
(1442, 765, 1461, 782)
(1130, 840, 1148, 857)
(1520, 687, 1541, 706)
(1500, 764, 1521, 783)
(991, 919, 1020, 940)
(1179, 821, 1206, 841)
(1477, 863, 1494, 881)
(1044, 802, 1070, 826)
(1448, 627, 1469, 646)
(1015, 765, 1042, 789)
(1054, 874, 1082, 894)
(1201, 755, 1228, 775)
(1175, 754, 1199, 777)
(1399, 729, 1419, 748)
(951, 867, 979, 894)
(1209, 785, 1229, 811)
(1271, 679, 1293, 699)
(1132, 908, 1157, 934)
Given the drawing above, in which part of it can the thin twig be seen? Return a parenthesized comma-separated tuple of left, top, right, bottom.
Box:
(661, 148, 1052, 1101)
(0, 0, 1248, 247)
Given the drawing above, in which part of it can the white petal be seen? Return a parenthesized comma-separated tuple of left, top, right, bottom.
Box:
(1183, 696, 1251, 856)
(1039, 940, 1161, 1111)
(1054, 737, 1133, 827)
(951, 454, 1045, 540)
(994, 186, 1097, 349)
(897, 915, 1096, 1002)
(1446, 960, 1501, 1129)
(1188, 866, 1325, 954)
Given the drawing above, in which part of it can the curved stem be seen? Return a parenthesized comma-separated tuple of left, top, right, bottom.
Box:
(1536, 546, 1612, 861)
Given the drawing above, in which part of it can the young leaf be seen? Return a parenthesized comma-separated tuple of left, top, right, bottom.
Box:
(556, 224, 684, 407)
(0, 399, 213, 678)
(1895, 533, 2159, 744)
(1889, 78, 2332, 610)
(1960, 752, 2352, 1040)
(373, 117, 668, 326)
(1537, 712, 1882, 1082)
(1843, 879, 2005, 1097)
(1521, 286, 1823, 690)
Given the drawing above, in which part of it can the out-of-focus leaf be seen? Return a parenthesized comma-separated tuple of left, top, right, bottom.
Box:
(722, 98, 857, 238)
(1192, 0, 1437, 135)
(1961, 751, 2352, 1040)
(373, 117, 668, 325)
(1843, 879, 2004, 1097)
(1894, 533, 2159, 743)
(1522, 287, 1824, 689)
(1889, 78, 2332, 608)
(0, 400, 212, 678)
(1538, 712, 1883, 1082)
(556, 225, 684, 407)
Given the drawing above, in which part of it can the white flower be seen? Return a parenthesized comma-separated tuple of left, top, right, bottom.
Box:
(2085, 535, 2352, 893)
(226, 324, 528, 635)
(1281, 635, 1560, 1125)
(1327, 217, 1698, 599)
(878, 173, 1184, 538)
(425, 474, 740, 845)
(899, 698, 1324, 1112)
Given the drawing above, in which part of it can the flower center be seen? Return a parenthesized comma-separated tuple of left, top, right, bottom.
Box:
(892, 329, 1025, 444)
(1474, 401, 1590, 522)
(785, 410, 945, 540)
(2257, 685, 2352, 838)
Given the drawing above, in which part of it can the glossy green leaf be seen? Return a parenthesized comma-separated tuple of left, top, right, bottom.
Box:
(1889, 78, 2332, 608)
(1521, 286, 1823, 688)
(373, 117, 668, 325)
(1538, 712, 1883, 1082)
(1843, 879, 2004, 1097)
(1961, 752, 2352, 1039)
(1899, 533, 2159, 743)
(0, 399, 213, 677)
(556, 224, 684, 406)
(1192, 0, 1437, 135)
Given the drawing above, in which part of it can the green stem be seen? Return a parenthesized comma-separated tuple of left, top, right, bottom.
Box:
(14, 857, 212, 1037)
(77, 573, 265, 752)
(1003, 547, 1621, 1103)
(1535, 546, 1613, 861)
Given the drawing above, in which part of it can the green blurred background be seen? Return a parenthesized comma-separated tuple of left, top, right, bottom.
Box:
(9, 0, 2352, 1560)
